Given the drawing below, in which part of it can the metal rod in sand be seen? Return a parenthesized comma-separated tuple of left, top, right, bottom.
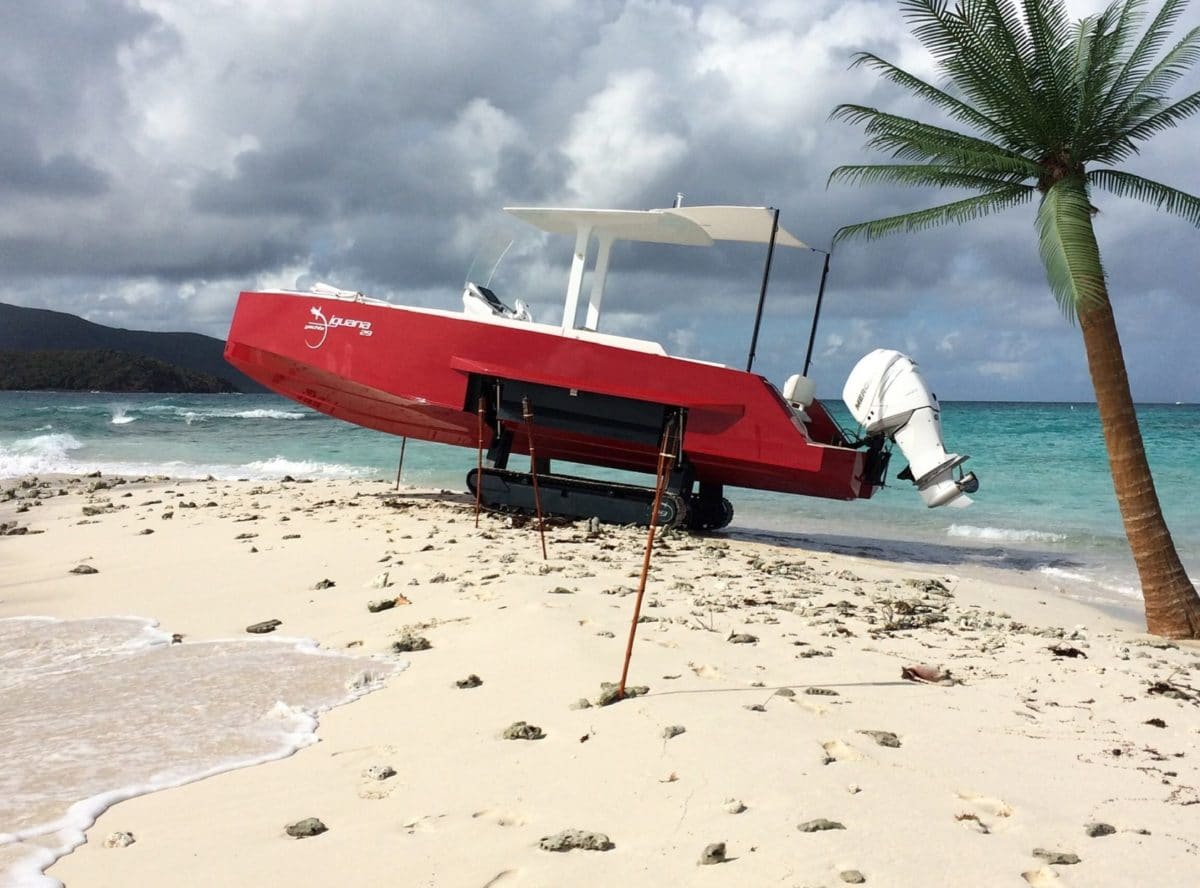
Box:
(521, 396, 548, 560)
(617, 418, 677, 700)
(475, 396, 485, 527)
(394, 437, 408, 490)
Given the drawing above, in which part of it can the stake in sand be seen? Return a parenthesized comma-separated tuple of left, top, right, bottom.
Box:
(617, 415, 680, 699)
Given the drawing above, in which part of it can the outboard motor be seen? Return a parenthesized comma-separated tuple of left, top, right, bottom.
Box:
(843, 349, 979, 508)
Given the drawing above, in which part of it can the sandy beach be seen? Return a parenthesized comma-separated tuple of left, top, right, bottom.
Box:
(2, 474, 1198, 887)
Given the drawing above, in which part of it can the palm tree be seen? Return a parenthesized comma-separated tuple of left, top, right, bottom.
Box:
(829, 0, 1200, 638)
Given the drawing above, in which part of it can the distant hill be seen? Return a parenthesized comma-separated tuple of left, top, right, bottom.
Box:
(0, 349, 239, 393)
(0, 302, 267, 393)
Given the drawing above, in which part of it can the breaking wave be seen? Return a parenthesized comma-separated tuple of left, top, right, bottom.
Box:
(0, 434, 85, 476)
(241, 457, 372, 478)
(179, 408, 309, 423)
(947, 524, 1068, 544)
(1039, 566, 1142, 601)
(0, 437, 373, 483)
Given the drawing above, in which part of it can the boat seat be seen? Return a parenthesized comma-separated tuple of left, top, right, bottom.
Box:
(463, 282, 533, 322)
(782, 373, 815, 425)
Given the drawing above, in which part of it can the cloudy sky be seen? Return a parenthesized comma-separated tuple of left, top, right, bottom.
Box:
(3, 0, 1198, 401)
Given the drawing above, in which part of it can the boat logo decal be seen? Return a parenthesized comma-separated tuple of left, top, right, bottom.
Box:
(853, 382, 869, 410)
(304, 306, 374, 349)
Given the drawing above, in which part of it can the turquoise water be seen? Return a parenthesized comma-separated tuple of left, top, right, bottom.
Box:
(1, 391, 1196, 604)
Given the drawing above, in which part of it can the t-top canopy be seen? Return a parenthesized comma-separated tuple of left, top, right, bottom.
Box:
(505, 205, 808, 249)
(500, 205, 809, 333)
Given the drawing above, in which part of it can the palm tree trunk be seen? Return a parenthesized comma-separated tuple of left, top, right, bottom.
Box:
(1077, 288, 1200, 638)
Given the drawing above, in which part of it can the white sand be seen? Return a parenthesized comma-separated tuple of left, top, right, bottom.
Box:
(2, 475, 1198, 887)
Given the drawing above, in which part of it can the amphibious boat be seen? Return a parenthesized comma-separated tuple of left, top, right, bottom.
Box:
(225, 204, 977, 528)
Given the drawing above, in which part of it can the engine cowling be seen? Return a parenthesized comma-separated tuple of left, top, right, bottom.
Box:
(843, 349, 978, 508)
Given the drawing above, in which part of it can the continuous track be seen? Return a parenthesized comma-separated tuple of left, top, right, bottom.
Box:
(467, 467, 691, 529)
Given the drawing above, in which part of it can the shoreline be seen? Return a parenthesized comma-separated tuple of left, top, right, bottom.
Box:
(3, 474, 1197, 887)
(725, 522, 1148, 630)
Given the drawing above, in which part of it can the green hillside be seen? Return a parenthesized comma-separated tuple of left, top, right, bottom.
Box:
(0, 349, 238, 393)
(0, 302, 267, 393)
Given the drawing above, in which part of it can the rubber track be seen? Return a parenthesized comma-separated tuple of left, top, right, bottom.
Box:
(467, 468, 688, 528)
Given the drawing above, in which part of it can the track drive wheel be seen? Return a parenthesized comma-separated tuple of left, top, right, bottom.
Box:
(688, 495, 734, 531)
(656, 492, 688, 529)
(712, 497, 734, 530)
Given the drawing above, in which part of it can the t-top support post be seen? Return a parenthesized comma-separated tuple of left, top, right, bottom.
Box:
(745, 207, 780, 373)
(562, 225, 592, 330)
(584, 233, 614, 331)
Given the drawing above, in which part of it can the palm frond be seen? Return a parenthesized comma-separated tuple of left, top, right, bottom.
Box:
(1071, 4, 1132, 153)
(1115, 87, 1200, 146)
(1105, 0, 1151, 60)
(899, 0, 962, 65)
(847, 52, 1011, 143)
(1108, 25, 1200, 131)
(1036, 178, 1108, 317)
(898, 0, 1047, 147)
(1091, 93, 1168, 161)
(973, 0, 1060, 138)
(1100, 0, 1187, 112)
(830, 105, 1042, 176)
(1023, 0, 1076, 114)
(1088, 168, 1200, 224)
(833, 185, 1033, 243)
(1024, 0, 1074, 54)
(1070, 14, 1101, 142)
(828, 163, 1031, 191)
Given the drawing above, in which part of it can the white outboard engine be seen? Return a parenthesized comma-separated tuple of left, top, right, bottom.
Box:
(843, 349, 978, 508)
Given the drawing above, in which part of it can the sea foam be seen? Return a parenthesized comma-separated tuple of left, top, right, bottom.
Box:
(0, 442, 374, 483)
(109, 406, 137, 425)
(242, 456, 372, 478)
(0, 434, 85, 476)
(1038, 566, 1142, 600)
(180, 408, 308, 423)
(0, 617, 397, 887)
(947, 524, 1068, 544)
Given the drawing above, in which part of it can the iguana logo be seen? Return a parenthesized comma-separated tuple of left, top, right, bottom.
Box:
(304, 306, 373, 349)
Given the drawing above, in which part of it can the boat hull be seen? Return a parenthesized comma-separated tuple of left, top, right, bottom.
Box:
(224, 291, 877, 501)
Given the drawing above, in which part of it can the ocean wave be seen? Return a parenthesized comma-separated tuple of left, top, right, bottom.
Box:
(226, 409, 308, 420)
(241, 457, 373, 478)
(947, 524, 1068, 543)
(110, 407, 137, 425)
(0, 433, 85, 477)
(0, 441, 374, 483)
(1038, 566, 1141, 600)
(181, 408, 309, 424)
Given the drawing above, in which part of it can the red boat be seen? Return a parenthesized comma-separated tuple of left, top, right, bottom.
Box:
(225, 205, 977, 528)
